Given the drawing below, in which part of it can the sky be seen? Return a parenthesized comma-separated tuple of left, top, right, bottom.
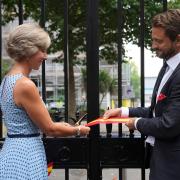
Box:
(126, 43, 163, 77)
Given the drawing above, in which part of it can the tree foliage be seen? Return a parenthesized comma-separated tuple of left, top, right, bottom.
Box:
(130, 61, 140, 99)
(2, 0, 179, 63)
(81, 68, 116, 106)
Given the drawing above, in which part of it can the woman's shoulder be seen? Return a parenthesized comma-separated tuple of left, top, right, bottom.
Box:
(13, 76, 40, 107)
(15, 76, 37, 93)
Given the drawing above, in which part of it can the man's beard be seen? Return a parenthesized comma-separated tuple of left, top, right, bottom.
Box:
(156, 47, 177, 60)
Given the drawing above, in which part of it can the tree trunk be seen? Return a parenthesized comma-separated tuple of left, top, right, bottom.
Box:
(68, 57, 76, 124)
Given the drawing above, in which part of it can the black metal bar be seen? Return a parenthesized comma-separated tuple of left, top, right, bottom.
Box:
(18, 0, 23, 25)
(140, 1, 145, 180)
(140, 0, 145, 108)
(86, 0, 100, 179)
(117, 0, 123, 137)
(64, 0, 69, 122)
(65, 168, 69, 180)
(141, 168, 145, 180)
(0, 0, 2, 138)
(40, 0, 46, 103)
(117, 1, 123, 179)
(162, 0, 167, 12)
(86, 0, 99, 136)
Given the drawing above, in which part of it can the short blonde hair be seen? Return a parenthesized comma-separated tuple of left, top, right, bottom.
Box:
(6, 23, 51, 61)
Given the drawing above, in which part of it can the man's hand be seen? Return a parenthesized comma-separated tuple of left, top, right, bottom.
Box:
(103, 108, 121, 119)
(125, 118, 136, 130)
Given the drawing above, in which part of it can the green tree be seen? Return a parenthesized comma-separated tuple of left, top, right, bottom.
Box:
(99, 70, 114, 106)
(1, 59, 12, 78)
(168, 0, 180, 8)
(81, 68, 116, 106)
(130, 61, 140, 99)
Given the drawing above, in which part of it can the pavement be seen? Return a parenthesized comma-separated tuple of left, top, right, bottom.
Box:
(49, 168, 150, 180)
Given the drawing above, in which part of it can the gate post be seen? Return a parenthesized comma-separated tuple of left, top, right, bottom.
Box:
(86, 0, 101, 179)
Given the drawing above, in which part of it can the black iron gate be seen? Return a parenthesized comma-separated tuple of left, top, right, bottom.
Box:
(0, 0, 168, 180)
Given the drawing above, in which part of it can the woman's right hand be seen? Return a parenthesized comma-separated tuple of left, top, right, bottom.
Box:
(77, 125, 90, 136)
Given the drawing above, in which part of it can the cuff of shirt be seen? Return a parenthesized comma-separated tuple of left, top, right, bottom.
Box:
(134, 118, 141, 129)
(121, 107, 129, 117)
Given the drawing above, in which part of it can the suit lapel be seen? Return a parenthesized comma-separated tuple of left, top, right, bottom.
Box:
(151, 62, 180, 110)
(151, 66, 167, 109)
(160, 62, 180, 92)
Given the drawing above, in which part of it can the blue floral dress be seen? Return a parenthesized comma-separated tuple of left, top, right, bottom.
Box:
(0, 74, 48, 180)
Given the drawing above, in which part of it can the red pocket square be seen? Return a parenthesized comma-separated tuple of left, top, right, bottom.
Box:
(157, 93, 167, 101)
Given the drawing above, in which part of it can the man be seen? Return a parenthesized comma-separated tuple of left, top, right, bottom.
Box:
(103, 9, 180, 180)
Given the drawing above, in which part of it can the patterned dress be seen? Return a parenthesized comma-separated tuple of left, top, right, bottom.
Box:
(0, 74, 48, 180)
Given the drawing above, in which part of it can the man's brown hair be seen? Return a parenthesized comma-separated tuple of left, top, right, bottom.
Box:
(152, 9, 180, 41)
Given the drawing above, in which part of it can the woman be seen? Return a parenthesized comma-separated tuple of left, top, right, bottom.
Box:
(0, 23, 90, 180)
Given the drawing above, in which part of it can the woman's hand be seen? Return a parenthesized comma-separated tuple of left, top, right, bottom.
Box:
(77, 125, 90, 136)
(60, 122, 72, 127)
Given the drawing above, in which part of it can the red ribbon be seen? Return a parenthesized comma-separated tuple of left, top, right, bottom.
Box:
(85, 117, 130, 127)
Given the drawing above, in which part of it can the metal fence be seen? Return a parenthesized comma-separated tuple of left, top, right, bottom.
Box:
(0, 0, 168, 180)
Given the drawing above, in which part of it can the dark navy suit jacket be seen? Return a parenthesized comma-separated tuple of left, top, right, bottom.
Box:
(129, 63, 180, 180)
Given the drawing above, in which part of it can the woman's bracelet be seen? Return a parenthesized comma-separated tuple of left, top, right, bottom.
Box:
(75, 126, 81, 136)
